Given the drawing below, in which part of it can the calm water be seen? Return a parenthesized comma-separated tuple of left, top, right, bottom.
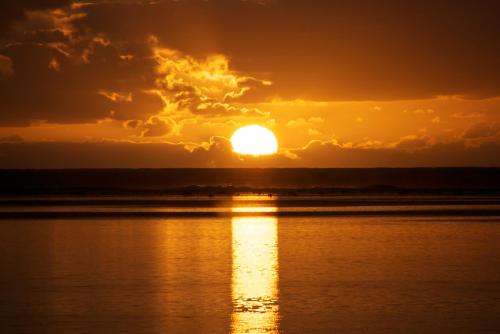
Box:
(1, 196, 500, 333)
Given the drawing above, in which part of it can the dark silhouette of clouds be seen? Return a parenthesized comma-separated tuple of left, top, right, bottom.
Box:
(76, 0, 500, 100)
(1, 137, 499, 168)
(0, 0, 71, 36)
(0, 41, 163, 125)
(1, 0, 500, 126)
(463, 122, 500, 139)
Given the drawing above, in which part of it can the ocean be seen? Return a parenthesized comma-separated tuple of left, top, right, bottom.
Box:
(0, 195, 499, 333)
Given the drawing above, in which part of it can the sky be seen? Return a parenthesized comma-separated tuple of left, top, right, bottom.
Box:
(1, 0, 500, 167)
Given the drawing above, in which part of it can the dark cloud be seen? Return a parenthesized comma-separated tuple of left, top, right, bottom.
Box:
(0, 42, 163, 125)
(75, 0, 500, 100)
(393, 135, 433, 151)
(0, 0, 498, 168)
(2, 0, 498, 127)
(141, 117, 175, 137)
(0, 134, 23, 143)
(463, 122, 500, 139)
(224, 77, 276, 104)
(1, 138, 499, 168)
(0, 55, 14, 76)
(123, 119, 142, 130)
(290, 140, 500, 168)
(0, 138, 243, 168)
(0, 0, 71, 36)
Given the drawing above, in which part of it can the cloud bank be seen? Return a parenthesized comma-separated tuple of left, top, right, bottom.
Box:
(1, 137, 499, 168)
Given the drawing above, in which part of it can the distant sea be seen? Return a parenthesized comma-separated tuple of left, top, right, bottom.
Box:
(1, 168, 500, 195)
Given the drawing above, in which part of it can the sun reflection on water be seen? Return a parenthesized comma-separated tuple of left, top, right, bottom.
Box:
(231, 201, 279, 333)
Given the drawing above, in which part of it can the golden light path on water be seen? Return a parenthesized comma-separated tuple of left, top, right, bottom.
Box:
(231, 199, 279, 334)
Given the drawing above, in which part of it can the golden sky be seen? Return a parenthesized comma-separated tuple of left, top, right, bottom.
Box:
(0, 0, 500, 167)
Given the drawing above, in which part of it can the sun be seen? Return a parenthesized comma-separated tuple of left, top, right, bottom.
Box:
(231, 125, 278, 156)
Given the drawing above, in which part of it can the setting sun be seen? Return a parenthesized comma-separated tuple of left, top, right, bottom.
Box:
(231, 125, 278, 156)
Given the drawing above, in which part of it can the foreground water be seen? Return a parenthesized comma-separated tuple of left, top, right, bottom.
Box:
(1, 196, 499, 333)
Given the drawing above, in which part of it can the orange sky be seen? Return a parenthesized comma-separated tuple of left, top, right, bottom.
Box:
(0, 0, 500, 167)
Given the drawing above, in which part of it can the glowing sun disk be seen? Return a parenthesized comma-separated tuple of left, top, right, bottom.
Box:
(231, 125, 278, 156)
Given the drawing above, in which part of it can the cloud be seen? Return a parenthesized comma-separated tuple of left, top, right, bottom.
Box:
(0, 55, 14, 76)
(224, 77, 276, 103)
(0, 15, 271, 125)
(1, 137, 499, 168)
(307, 128, 322, 136)
(463, 122, 500, 139)
(452, 111, 484, 119)
(0, 39, 163, 125)
(141, 117, 175, 137)
(0, 134, 23, 143)
(391, 135, 433, 151)
(72, 0, 500, 100)
(0, 137, 288, 168)
(1, 0, 499, 130)
(123, 119, 142, 130)
(286, 117, 324, 128)
(289, 139, 500, 167)
(152, 43, 271, 117)
(0, 0, 499, 169)
(0, 0, 71, 36)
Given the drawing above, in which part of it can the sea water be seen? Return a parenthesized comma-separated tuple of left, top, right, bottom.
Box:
(0, 196, 499, 333)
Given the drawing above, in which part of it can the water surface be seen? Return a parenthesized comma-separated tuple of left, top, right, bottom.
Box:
(0, 196, 499, 333)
